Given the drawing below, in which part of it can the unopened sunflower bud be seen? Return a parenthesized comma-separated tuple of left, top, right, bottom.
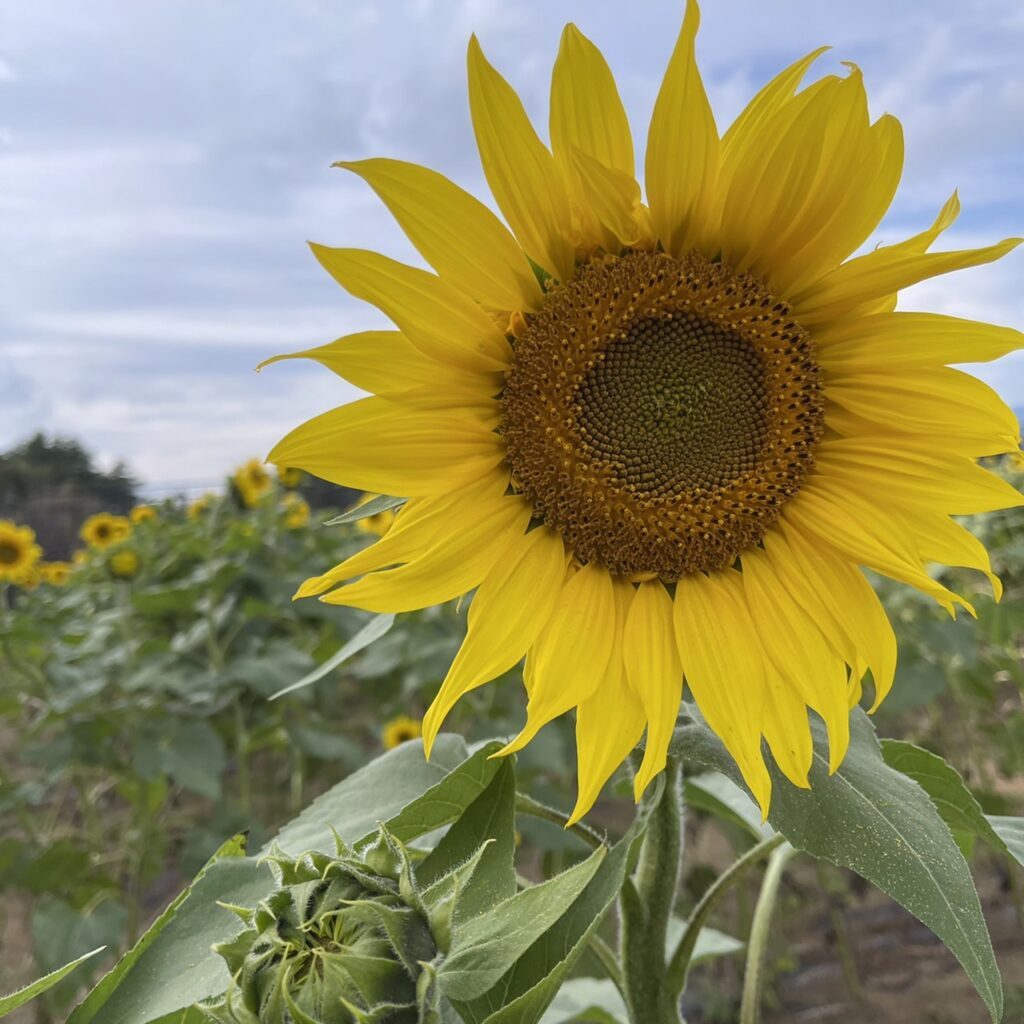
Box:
(202, 828, 440, 1023)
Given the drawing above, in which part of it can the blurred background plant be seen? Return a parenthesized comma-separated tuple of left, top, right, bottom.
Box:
(1, 439, 1023, 1023)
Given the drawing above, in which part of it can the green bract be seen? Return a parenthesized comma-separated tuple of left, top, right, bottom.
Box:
(203, 829, 453, 1023)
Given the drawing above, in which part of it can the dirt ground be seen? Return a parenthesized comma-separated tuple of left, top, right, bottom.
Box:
(764, 876, 1024, 1024)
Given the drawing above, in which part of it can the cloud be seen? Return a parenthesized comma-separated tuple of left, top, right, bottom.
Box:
(1, 0, 1022, 485)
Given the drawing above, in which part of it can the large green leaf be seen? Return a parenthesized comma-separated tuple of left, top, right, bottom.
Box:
(880, 740, 1009, 857)
(457, 778, 665, 1024)
(0, 948, 104, 1019)
(988, 816, 1024, 868)
(268, 733, 472, 855)
(268, 612, 394, 700)
(538, 978, 627, 1024)
(322, 494, 405, 526)
(685, 771, 772, 841)
(67, 837, 273, 1024)
(417, 759, 517, 924)
(673, 707, 1003, 1023)
(439, 848, 608, 1001)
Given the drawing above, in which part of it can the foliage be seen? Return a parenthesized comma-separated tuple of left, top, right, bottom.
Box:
(2, 461, 1024, 1022)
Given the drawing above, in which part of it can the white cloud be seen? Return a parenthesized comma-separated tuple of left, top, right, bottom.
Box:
(2, 0, 1022, 486)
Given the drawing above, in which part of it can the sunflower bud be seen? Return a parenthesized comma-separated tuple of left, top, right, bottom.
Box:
(203, 828, 440, 1023)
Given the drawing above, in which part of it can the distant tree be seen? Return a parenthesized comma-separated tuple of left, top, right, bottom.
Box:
(0, 434, 137, 558)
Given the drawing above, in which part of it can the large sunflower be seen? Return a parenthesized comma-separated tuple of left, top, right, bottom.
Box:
(0, 520, 42, 583)
(269, 2, 1022, 822)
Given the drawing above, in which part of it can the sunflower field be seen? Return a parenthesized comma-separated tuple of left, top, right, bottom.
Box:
(2, 458, 1024, 1023)
(5, 1, 1024, 1022)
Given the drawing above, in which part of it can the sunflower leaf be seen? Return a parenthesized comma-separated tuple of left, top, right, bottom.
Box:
(672, 706, 1003, 1023)
(879, 739, 1010, 857)
(0, 947, 105, 1018)
(322, 494, 405, 526)
(452, 774, 665, 1024)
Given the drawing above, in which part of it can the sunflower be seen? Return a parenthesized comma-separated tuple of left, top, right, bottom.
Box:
(269, 2, 1023, 822)
(109, 547, 140, 579)
(382, 715, 423, 750)
(187, 493, 216, 520)
(40, 561, 72, 586)
(352, 494, 397, 537)
(81, 512, 131, 550)
(130, 504, 157, 525)
(234, 458, 272, 507)
(0, 520, 42, 583)
(282, 493, 311, 529)
(277, 465, 305, 489)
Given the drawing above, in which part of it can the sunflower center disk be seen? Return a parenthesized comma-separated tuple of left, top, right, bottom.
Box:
(501, 250, 825, 580)
(0, 541, 20, 565)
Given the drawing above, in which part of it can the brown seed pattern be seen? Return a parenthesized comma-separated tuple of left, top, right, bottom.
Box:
(500, 250, 824, 579)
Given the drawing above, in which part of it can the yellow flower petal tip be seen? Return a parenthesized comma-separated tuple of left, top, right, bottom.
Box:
(270, 6, 1024, 823)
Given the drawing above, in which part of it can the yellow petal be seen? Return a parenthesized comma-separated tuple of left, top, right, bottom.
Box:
(766, 521, 896, 710)
(674, 571, 772, 816)
(296, 472, 507, 599)
(422, 525, 568, 757)
(495, 562, 616, 756)
(549, 24, 636, 251)
(825, 368, 1021, 456)
(322, 491, 531, 613)
(623, 580, 683, 800)
(773, 110, 904, 296)
(761, 661, 814, 789)
(742, 548, 851, 773)
(793, 235, 1022, 325)
(782, 484, 971, 617)
(814, 439, 1024, 516)
(718, 73, 841, 274)
(570, 148, 652, 248)
(720, 46, 830, 171)
(310, 245, 511, 372)
(335, 158, 542, 312)
(258, 331, 478, 395)
(468, 36, 575, 282)
(815, 312, 1024, 373)
(569, 579, 645, 824)
(645, 0, 719, 257)
(550, 25, 634, 179)
(900, 512, 1002, 602)
(267, 396, 505, 497)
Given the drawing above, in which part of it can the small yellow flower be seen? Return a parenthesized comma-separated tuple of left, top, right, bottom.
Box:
(234, 458, 273, 507)
(81, 513, 131, 550)
(109, 548, 140, 579)
(0, 520, 42, 582)
(130, 504, 157, 525)
(187, 493, 216, 519)
(382, 715, 422, 750)
(277, 465, 305, 489)
(12, 564, 42, 591)
(40, 561, 72, 586)
(283, 493, 311, 529)
(72, 549, 89, 567)
(354, 494, 397, 537)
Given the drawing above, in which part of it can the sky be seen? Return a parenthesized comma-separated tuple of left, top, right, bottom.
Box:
(1, 0, 1022, 494)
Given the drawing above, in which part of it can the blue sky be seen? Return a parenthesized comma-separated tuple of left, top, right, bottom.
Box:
(1, 0, 1022, 491)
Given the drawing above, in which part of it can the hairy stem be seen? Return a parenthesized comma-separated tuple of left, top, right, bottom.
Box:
(738, 840, 795, 1024)
(665, 832, 786, 995)
(621, 756, 684, 1024)
(514, 791, 605, 850)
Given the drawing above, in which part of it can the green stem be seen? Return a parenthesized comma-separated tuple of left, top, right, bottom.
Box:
(234, 697, 252, 815)
(514, 792, 605, 850)
(621, 756, 683, 1024)
(665, 832, 786, 995)
(738, 841, 795, 1024)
